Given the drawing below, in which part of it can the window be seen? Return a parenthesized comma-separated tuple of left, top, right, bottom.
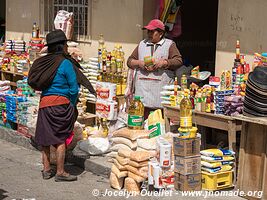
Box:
(42, 0, 90, 40)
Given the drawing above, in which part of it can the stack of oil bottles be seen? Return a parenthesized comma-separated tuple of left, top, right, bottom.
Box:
(97, 34, 127, 97)
(173, 88, 202, 191)
(95, 34, 128, 122)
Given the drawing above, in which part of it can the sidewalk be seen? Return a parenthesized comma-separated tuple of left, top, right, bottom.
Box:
(0, 139, 245, 200)
(0, 127, 249, 200)
(0, 126, 112, 178)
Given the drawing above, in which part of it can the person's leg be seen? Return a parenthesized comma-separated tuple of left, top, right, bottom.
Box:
(42, 146, 51, 172)
(55, 142, 77, 181)
(55, 143, 66, 175)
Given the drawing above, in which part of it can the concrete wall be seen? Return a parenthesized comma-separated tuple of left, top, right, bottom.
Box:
(6, 0, 40, 41)
(5, 0, 157, 62)
(215, 0, 267, 76)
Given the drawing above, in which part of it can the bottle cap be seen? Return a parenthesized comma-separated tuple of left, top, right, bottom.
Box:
(134, 96, 141, 100)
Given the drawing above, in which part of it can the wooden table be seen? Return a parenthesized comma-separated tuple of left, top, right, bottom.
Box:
(233, 115, 267, 199)
(163, 105, 242, 152)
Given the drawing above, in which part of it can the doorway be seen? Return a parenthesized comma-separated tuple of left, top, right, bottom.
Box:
(0, 0, 6, 43)
(175, 0, 219, 75)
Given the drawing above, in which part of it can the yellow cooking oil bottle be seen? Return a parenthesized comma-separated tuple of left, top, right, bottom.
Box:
(180, 89, 192, 129)
(179, 89, 198, 138)
(128, 96, 144, 129)
(101, 118, 109, 137)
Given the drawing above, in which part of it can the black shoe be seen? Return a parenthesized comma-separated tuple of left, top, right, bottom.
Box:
(55, 173, 77, 182)
(42, 169, 56, 180)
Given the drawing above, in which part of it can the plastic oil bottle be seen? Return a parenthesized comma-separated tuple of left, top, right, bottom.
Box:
(181, 74, 187, 91)
(101, 118, 109, 137)
(180, 89, 192, 129)
(128, 96, 144, 130)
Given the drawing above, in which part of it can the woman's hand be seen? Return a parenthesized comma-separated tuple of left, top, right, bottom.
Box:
(154, 59, 168, 70)
(131, 59, 145, 69)
(138, 60, 145, 69)
(145, 65, 155, 71)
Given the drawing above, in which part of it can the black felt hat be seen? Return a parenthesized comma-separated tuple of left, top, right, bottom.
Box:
(45, 29, 68, 46)
(248, 66, 267, 91)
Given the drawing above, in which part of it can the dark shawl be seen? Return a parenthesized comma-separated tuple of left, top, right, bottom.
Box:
(28, 52, 96, 96)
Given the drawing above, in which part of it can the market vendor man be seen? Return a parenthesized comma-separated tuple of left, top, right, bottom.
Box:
(127, 19, 183, 119)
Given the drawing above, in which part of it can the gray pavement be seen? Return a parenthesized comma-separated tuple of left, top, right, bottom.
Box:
(0, 139, 247, 200)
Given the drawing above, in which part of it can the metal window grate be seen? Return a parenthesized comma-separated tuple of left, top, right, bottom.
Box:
(44, 0, 89, 39)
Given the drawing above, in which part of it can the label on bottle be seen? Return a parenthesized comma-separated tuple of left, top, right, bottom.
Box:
(211, 102, 215, 112)
(205, 103, 211, 113)
(128, 115, 143, 127)
(180, 117, 192, 128)
(195, 102, 201, 112)
(181, 77, 187, 90)
(121, 84, 126, 95)
(32, 31, 37, 38)
(116, 84, 122, 96)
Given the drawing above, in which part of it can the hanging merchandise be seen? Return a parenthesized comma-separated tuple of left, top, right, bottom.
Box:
(54, 10, 74, 40)
(155, 0, 183, 38)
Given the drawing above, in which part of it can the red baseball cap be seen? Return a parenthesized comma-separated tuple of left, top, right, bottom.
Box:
(143, 19, 165, 31)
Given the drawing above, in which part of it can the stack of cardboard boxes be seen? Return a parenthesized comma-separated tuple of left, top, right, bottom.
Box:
(173, 136, 202, 191)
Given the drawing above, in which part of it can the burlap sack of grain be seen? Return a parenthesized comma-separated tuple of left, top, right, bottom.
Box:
(110, 172, 124, 190)
(125, 165, 148, 178)
(112, 128, 149, 141)
(106, 151, 118, 158)
(111, 164, 128, 178)
(110, 144, 132, 152)
(128, 160, 148, 168)
(130, 151, 154, 162)
(111, 137, 137, 150)
(116, 155, 130, 166)
(124, 177, 141, 195)
(118, 149, 132, 158)
(136, 138, 157, 150)
(113, 159, 127, 171)
(136, 147, 157, 157)
(128, 171, 145, 183)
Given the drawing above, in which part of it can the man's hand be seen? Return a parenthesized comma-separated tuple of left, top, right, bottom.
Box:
(154, 59, 168, 70)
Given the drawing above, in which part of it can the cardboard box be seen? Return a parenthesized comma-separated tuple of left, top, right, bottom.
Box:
(174, 156, 201, 175)
(174, 173, 202, 191)
(173, 136, 200, 157)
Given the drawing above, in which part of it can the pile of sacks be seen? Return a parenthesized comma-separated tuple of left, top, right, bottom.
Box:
(107, 127, 151, 158)
(201, 149, 235, 174)
(224, 95, 244, 116)
(108, 127, 159, 194)
(110, 148, 153, 194)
